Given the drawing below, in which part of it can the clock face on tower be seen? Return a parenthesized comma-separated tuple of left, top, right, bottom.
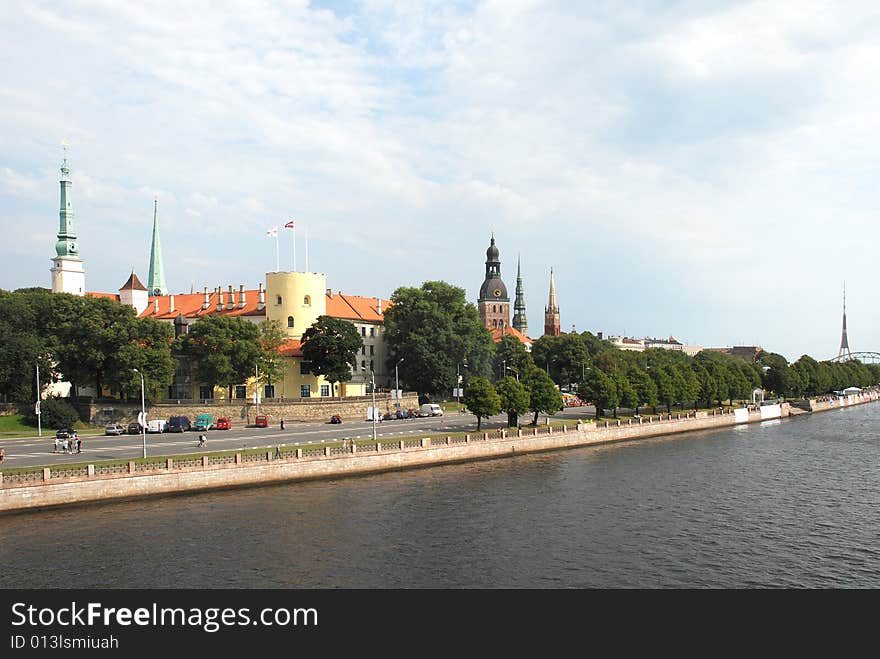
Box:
(68, 242, 77, 252)
(493, 288, 501, 297)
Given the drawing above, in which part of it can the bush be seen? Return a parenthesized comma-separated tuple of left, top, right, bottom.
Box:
(21, 396, 80, 429)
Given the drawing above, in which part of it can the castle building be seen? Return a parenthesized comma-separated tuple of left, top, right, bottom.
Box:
(478, 235, 510, 330)
(50, 147, 85, 296)
(543, 268, 561, 336)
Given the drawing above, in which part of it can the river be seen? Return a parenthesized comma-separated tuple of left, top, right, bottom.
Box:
(1, 403, 878, 588)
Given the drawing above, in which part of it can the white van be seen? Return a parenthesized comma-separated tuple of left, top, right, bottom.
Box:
(419, 403, 443, 417)
(147, 419, 167, 433)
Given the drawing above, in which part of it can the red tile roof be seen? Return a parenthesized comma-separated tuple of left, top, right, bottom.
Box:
(491, 326, 532, 346)
(86, 291, 121, 301)
(279, 339, 303, 357)
(120, 272, 147, 291)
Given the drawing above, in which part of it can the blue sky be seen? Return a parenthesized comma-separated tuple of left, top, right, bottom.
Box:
(2, 0, 879, 362)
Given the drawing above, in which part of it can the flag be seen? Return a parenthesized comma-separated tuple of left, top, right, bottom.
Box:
(266, 227, 278, 237)
(284, 220, 295, 229)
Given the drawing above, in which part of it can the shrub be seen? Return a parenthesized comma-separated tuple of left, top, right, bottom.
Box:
(21, 396, 80, 429)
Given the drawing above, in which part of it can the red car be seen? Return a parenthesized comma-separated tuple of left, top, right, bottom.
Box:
(254, 414, 268, 428)
(215, 416, 231, 430)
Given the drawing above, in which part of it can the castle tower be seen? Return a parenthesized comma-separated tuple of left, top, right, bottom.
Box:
(119, 271, 149, 316)
(147, 199, 168, 296)
(544, 268, 560, 336)
(477, 234, 510, 330)
(265, 271, 327, 340)
(512, 255, 528, 335)
(50, 144, 85, 296)
(837, 283, 851, 360)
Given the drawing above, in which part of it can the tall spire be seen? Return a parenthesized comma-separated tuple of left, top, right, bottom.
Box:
(837, 282, 851, 360)
(544, 267, 560, 336)
(147, 199, 168, 296)
(512, 254, 528, 335)
(51, 142, 85, 296)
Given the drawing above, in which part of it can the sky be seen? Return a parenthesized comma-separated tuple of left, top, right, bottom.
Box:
(1, 0, 878, 363)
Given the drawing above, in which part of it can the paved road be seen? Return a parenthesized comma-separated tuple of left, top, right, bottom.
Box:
(0, 412, 537, 468)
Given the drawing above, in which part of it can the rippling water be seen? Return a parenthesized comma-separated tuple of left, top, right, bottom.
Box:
(2, 404, 878, 588)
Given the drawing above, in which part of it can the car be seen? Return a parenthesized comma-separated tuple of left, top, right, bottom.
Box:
(127, 422, 143, 434)
(254, 414, 269, 428)
(55, 428, 78, 440)
(193, 413, 215, 431)
(419, 403, 443, 417)
(215, 416, 231, 430)
(147, 419, 167, 433)
(329, 414, 342, 424)
(104, 423, 126, 435)
(166, 416, 192, 433)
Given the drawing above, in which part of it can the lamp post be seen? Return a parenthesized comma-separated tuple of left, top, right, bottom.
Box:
(395, 358, 404, 409)
(133, 368, 146, 458)
(457, 360, 468, 410)
(370, 370, 377, 442)
(35, 364, 42, 437)
(506, 365, 519, 382)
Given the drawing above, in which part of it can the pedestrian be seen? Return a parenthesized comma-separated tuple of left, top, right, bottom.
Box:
(53, 437, 60, 453)
(76, 437, 82, 454)
(280, 419, 285, 430)
(0, 446, 6, 465)
(62, 437, 69, 454)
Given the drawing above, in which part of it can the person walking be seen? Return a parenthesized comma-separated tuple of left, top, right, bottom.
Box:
(76, 437, 82, 454)
(280, 419, 285, 430)
(0, 446, 6, 465)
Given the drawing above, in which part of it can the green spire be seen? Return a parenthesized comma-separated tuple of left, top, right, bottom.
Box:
(513, 254, 528, 334)
(55, 143, 79, 258)
(147, 199, 168, 295)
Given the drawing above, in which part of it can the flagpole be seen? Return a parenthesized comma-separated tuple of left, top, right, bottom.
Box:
(275, 232, 280, 272)
(293, 227, 297, 272)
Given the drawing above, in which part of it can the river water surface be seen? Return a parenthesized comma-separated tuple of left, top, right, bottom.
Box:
(1, 404, 878, 588)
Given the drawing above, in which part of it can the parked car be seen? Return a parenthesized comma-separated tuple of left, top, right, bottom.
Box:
(104, 423, 126, 436)
(147, 419, 167, 433)
(127, 422, 143, 435)
(193, 413, 215, 431)
(329, 414, 342, 424)
(254, 414, 269, 428)
(166, 416, 192, 433)
(55, 428, 78, 440)
(215, 416, 231, 430)
(419, 403, 443, 417)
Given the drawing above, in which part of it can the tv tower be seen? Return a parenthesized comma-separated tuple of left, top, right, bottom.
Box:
(837, 282, 852, 361)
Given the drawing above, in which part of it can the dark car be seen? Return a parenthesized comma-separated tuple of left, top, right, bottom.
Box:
(329, 414, 342, 424)
(55, 428, 78, 440)
(166, 416, 192, 433)
(127, 422, 143, 434)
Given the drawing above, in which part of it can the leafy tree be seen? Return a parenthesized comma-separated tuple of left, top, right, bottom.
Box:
(383, 281, 495, 401)
(258, 319, 287, 394)
(21, 395, 79, 429)
(175, 315, 263, 399)
(495, 376, 530, 427)
(464, 376, 501, 431)
(492, 334, 534, 382)
(105, 316, 176, 402)
(579, 367, 618, 420)
(524, 365, 564, 426)
(531, 333, 591, 387)
(627, 367, 658, 415)
(614, 370, 639, 417)
(301, 316, 363, 397)
(650, 366, 676, 413)
(759, 351, 790, 397)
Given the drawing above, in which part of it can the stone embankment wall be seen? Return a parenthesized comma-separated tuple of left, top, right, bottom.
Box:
(83, 394, 420, 426)
(2, 393, 876, 514)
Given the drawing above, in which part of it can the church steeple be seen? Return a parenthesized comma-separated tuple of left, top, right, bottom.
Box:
(147, 199, 168, 296)
(477, 234, 510, 330)
(51, 142, 85, 296)
(544, 267, 560, 336)
(512, 254, 528, 335)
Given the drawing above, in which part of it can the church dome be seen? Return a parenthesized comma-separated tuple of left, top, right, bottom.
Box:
(486, 237, 499, 262)
(479, 277, 508, 301)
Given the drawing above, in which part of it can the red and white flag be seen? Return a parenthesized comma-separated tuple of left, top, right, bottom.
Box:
(284, 220, 295, 229)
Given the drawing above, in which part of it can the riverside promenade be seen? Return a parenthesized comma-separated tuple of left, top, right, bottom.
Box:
(1, 391, 877, 514)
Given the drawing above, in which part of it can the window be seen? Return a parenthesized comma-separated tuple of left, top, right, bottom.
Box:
(264, 384, 275, 399)
(370, 360, 374, 371)
(300, 360, 312, 375)
(369, 327, 375, 337)
(276, 295, 282, 305)
(300, 384, 311, 398)
(493, 305, 497, 313)
(235, 385, 246, 399)
(362, 346, 366, 355)
(361, 360, 366, 371)
(320, 384, 329, 397)
(361, 327, 366, 337)
(369, 345, 374, 356)
(287, 316, 294, 328)
(303, 295, 311, 306)
(199, 386, 213, 400)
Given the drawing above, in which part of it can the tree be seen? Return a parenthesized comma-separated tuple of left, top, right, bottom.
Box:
(463, 376, 501, 431)
(301, 316, 363, 396)
(578, 367, 618, 420)
(524, 365, 564, 426)
(531, 333, 590, 387)
(105, 316, 176, 402)
(258, 319, 287, 394)
(614, 370, 638, 417)
(650, 366, 676, 413)
(175, 315, 263, 399)
(21, 395, 79, 429)
(759, 352, 790, 397)
(495, 376, 530, 427)
(383, 281, 495, 401)
(627, 367, 658, 415)
(492, 334, 534, 382)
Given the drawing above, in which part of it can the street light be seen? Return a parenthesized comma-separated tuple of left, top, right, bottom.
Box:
(370, 369, 377, 442)
(457, 360, 468, 410)
(133, 368, 146, 458)
(395, 358, 404, 409)
(506, 365, 519, 382)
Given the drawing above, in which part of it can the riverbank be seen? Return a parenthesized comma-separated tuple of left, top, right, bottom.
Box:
(1, 391, 877, 514)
